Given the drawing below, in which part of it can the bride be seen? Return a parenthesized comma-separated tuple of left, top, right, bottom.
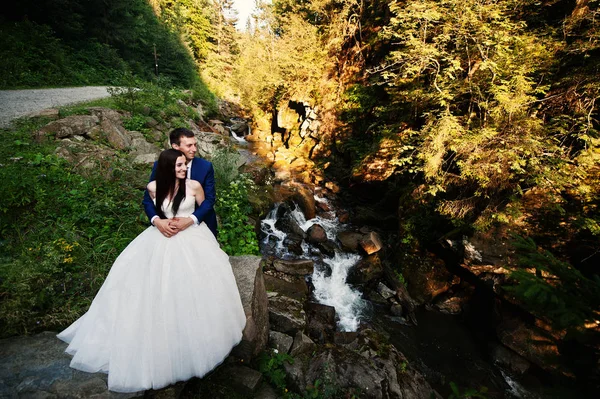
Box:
(57, 149, 246, 393)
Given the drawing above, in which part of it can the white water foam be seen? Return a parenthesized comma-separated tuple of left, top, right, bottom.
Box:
(501, 370, 538, 398)
(229, 127, 247, 143)
(260, 201, 365, 331)
(312, 252, 363, 331)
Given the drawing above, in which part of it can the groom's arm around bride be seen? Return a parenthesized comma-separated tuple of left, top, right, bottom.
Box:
(142, 128, 218, 238)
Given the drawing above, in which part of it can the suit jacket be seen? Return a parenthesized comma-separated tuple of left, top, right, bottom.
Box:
(143, 157, 218, 237)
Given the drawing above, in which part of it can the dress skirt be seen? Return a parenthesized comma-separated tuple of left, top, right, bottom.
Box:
(57, 222, 246, 393)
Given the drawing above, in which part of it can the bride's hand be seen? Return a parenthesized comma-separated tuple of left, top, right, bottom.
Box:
(155, 218, 178, 238)
(170, 217, 194, 232)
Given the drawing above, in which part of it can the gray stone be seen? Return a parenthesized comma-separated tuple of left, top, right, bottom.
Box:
(268, 331, 294, 354)
(305, 302, 336, 343)
(289, 332, 316, 357)
(282, 357, 306, 393)
(128, 131, 160, 164)
(193, 130, 228, 158)
(304, 344, 440, 399)
(230, 256, 270, 360)
(390, 303, 404, 316)
(37, 115, 100, 140)
(87, 108, 132, 150)
(491, 344, 531, 375)
(376, 282, 396, 300)
(315, 240, 337, 257)
(268, 295, 306, 334)
(215, 364, 262, 396)
(337, 231, 363, 252)
(0, 332, 137, 399)
(273, 259, 314, 275)
(253, 382, 279, 399)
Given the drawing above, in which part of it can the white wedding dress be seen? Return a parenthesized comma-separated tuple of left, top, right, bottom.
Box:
(57, 196, 246, 393)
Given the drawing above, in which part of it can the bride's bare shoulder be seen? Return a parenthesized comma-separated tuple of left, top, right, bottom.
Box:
(186, 179, 202, 192)
(147, 181, 157, 192)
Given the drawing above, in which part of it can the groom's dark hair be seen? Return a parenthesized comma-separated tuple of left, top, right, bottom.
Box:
(169, 128, 195, 145)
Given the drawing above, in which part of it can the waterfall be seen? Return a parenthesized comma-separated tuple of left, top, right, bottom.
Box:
(260, 198, 365, 332)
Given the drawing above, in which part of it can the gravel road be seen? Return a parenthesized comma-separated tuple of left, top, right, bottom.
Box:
(0, 86, 113, 128)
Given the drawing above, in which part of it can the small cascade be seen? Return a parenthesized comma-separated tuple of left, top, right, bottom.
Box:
(227, 126, 247, 143)
(260, 197, 365, 332)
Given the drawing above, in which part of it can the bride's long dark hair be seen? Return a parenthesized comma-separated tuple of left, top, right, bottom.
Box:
(155, 149, 186, 219)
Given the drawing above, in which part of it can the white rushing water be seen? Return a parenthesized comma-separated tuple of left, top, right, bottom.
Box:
(260, 200, 365, 331)
(501, 370, 538, 398)
(313, 252, 363, 331)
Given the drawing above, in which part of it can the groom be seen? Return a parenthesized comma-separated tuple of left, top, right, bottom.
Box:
(143, 128, 218, 238)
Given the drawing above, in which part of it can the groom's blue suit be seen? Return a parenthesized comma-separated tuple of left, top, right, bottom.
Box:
(143, 157, 218, 238)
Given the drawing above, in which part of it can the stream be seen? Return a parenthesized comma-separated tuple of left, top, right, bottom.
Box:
(230, 129, 582, 399)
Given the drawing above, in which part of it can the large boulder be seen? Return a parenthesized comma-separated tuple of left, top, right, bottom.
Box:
(268, 294, 306, 335)
(398, 251, 456, 304)
(306, 224, 327, 244)
(230, 256, 270, 360)
(273, 259, 314, 276)
(36, 115, 99, 141)
(0, 331, 138, 398)
(191, 129, 228, 158)
(128, 131, 160, 164)
(88, 107, 132, 150)
(289, 330, 440, 399)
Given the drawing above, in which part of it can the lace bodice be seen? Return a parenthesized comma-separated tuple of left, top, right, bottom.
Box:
(155, 195, 196, 218)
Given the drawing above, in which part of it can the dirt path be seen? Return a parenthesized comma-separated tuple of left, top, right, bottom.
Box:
(0, 86, 113, 128)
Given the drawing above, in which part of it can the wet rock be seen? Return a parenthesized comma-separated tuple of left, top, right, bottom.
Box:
(360, 231, 383, 255)
(315, 200, 331, 212)
(337, 210, 350, 223)
(36, 115, 99, 141)
(230, 119, 249, 135)
(283, 234, 305, 256)
(273, 259, 314, 276)
(390, 303, 403, 317)
(268, 295, 306, 335)
(337, 231, 363, 252)
(291, 185, 316, 220)
(491, 344, 531, 375)
(289, 332, 316, 357)
(334, 331, 358, 345)
(382, 264, 419, 325)
(377, 282, 396, 300)
(230, 256, 270, 360)
(306, 224, 327, 244)
(263, 273, 308, 301)
(269, 331, 294, 354)
(305, 302, 336, 344)
(274, 215, 305, 238)
(346, 254, 383, 287)
(315, 240, 337, 257)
